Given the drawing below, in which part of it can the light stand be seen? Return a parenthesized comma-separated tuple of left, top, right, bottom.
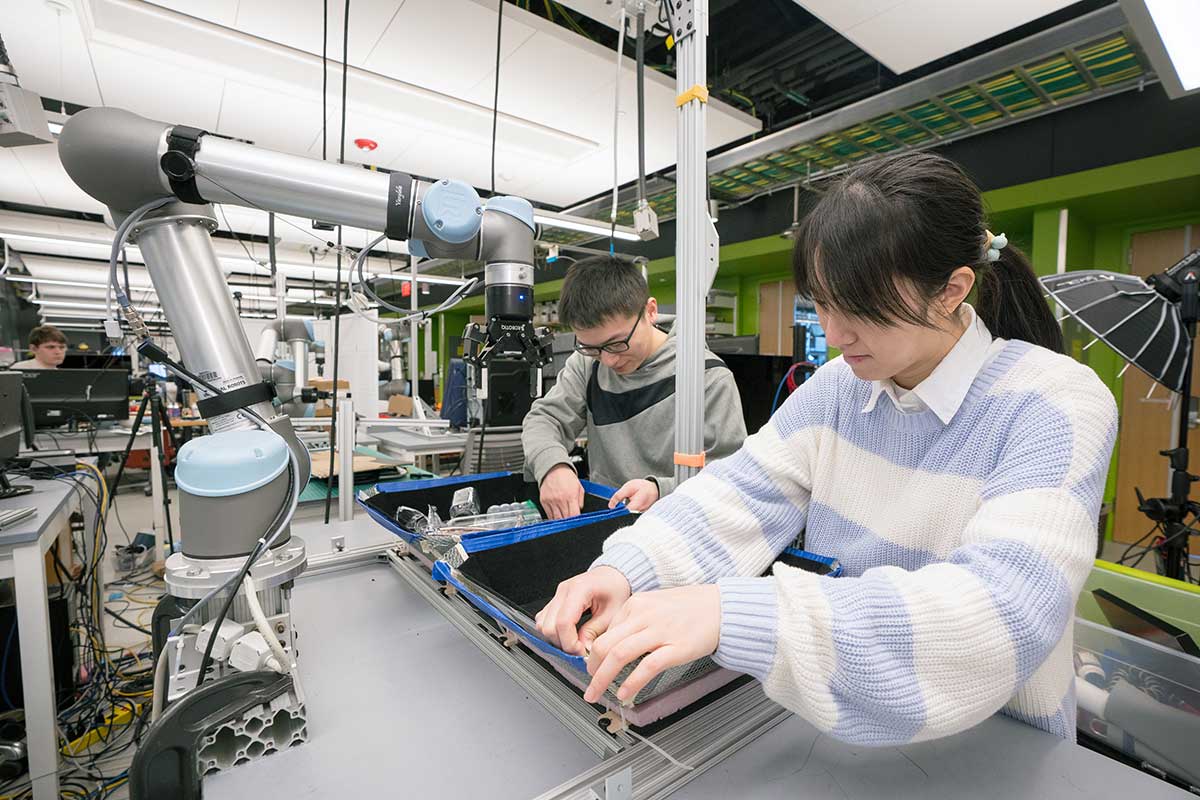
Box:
(1141, 255, 1200, 581)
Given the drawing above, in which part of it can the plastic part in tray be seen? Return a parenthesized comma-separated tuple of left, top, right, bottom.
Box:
(358, 471, 624, 561)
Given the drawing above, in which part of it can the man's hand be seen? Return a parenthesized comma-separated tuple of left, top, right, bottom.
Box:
(583, 585, 721, 704)
(535, 566, 632, 656)
(609, 479, 660, 513)
(540, 464, 585, 520)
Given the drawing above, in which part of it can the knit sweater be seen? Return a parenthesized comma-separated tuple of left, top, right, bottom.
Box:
(593, 340, 1118, 745)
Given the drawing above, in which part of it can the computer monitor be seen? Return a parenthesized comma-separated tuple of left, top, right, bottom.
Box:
(0, 371, 32, 499)
(60, 352, 133, 371)
(19, 368, 131, 429)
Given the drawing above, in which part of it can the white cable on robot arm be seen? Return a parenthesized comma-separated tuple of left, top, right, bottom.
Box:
(243, 574, 293, 674)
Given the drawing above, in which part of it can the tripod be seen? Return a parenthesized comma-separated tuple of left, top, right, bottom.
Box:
(1140, 258, 1200, 582)
(108, 386, 178, 554)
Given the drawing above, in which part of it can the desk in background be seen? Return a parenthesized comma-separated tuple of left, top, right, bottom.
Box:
(0, 479, 97, 800)
(33, 426, 150, 456)
(368, 428, 469, 473)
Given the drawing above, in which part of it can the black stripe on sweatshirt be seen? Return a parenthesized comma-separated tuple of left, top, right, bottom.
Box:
(585, 358, 728, 426)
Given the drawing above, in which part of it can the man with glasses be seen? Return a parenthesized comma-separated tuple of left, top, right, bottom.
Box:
(523, 256, 746, 519)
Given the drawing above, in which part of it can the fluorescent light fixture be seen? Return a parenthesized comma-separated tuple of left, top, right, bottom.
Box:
(0, 231, 146, 263)
(1120, 0, 1200, 97)
(33, 299, 128, 310)
(5, 275, 155, 292)
(532, 213, 641, 242)
(372, 273, 471, 286)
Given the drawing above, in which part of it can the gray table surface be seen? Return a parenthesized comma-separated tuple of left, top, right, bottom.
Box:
(205, 561, 598, 799)
(369, 427, 469, 455)
(0, 478, 73, 546)
(206, 553, 1191, 799)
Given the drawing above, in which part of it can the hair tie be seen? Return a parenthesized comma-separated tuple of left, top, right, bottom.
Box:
(984, 230, 1008, 262)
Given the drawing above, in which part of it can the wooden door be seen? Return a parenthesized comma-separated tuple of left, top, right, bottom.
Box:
(1112, 226, 1196, 543)
(758, 280, 796, 357)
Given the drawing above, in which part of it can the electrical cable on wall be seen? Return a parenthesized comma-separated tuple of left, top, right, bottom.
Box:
(609, 7, 627, 253)
(473, 0, 508, 472)
(490, 0, 504, 195)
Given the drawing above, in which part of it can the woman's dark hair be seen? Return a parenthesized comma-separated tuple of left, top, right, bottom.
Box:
(792, 152, 1063, 353)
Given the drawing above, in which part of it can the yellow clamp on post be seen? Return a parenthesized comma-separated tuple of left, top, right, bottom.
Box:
(675, 85, 709, 108)
(674, 451, 706, 468)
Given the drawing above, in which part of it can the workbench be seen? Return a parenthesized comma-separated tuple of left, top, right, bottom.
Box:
(33, 426, 151, 456)
(368, 427, 469, 472)
(0, 478, 96, 800)
(205, 517, 1192, 799)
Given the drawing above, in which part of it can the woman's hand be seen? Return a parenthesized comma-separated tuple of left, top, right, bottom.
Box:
(608, 479, 660, 512)
(535, 566, 632, 656)
(583, 585, 721, 704)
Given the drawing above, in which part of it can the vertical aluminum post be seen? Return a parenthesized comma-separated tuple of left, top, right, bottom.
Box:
(672, 0, 714, 486)
(338, 397, 355, 521)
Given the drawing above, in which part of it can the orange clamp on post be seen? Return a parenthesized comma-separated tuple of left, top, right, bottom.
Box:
(674, 451, 706, 468)
(675, 85, 709, 107)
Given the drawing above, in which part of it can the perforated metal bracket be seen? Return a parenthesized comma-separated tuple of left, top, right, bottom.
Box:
(589, 766, 632, 800)
(664, 0, 695, 42)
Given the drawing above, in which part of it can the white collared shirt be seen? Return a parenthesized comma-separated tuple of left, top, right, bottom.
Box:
(862, 304, 1007, 425)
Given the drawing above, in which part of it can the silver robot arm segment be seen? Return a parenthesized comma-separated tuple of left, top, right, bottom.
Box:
(58, 107, 548, 409)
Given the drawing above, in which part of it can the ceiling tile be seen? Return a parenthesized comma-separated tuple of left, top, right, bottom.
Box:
(90, 42, 225, 130)
(363, 0, 537, 96)
(2, 0, 104, 106)
(795, 0, 1081, 74)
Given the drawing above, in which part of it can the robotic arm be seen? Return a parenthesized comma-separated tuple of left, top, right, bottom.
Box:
(58, 107, 549, 412)
(55, 108, 551, 762)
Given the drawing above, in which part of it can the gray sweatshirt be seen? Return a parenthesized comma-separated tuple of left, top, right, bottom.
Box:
(522, 332, 747, 495)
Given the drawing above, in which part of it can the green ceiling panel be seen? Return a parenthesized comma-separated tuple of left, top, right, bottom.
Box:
(1078, 33, 1144, 87)
(903, 100, 965, 136)
(980, 71, 1043, 114)
(940, 86, 1003, 125)
(1026, 55, 1091, 101)
(842, 123, 901, 154)
(815, 133, 870, 162)
(871, 113, 932, 145)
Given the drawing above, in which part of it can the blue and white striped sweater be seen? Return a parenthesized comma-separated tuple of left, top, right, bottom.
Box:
(594, 340, 1118, 745)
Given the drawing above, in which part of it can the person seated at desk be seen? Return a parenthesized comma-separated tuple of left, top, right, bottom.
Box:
(522, 256, 747, 520)
(536, 152, 1118, 746)
(10, 325, 67, 370)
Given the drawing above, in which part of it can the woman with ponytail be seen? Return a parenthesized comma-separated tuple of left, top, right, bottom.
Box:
(536, 152, 1117, 746)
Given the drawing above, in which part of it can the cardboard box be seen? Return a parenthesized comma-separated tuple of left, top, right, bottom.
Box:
(387, 394, 414, 417)
(308, 378, 350, 391)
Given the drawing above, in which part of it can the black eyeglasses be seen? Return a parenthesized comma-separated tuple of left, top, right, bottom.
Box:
(574, 308, 645, 357)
